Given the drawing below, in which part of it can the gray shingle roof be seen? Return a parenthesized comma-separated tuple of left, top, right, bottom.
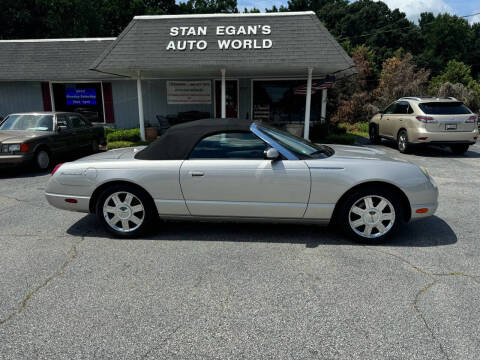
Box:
(92, 12, 357, 79)
(0, 38, 118, 81)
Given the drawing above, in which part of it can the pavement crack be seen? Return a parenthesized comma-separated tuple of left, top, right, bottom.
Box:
(413, 280, 450, 360)
(0, 236, 85, 326)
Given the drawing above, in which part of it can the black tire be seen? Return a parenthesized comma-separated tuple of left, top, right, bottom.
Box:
(91, 138, 99, 153)
(337, 186, 403, 244)
(450, 144, 469, 155)
(34, 148, 51, 170)
(397, 130, 411, 154)
(96, 184, 158, 238)
(369, 124, 381, 144)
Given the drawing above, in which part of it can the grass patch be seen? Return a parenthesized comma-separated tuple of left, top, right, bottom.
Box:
(107, 140, 149, 150)
(338, 122, 369, 138)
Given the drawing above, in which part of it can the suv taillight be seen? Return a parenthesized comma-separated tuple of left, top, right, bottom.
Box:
(466, 115, 477, 123)
(416, 116, 436, 123)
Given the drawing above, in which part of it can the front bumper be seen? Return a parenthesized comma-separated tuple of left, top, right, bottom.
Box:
(0, 153, 33, 167)
(45, 193, 91, 213)
(408, 127, 478, 145)
(410, 176, 439, 220)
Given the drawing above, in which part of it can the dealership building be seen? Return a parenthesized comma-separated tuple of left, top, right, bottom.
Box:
(0, 11, 355, 140)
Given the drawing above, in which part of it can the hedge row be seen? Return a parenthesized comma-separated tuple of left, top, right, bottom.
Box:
(106, 128, 141, 143)
(107, 140, 149, 150)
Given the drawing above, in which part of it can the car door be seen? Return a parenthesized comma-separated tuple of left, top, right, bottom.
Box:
(67, 114, 91, 149)
(52, 114, 76, 153)
(379, 102, 397, 138)
(179, 132, 310, 218)
(391, 101, 411, 137)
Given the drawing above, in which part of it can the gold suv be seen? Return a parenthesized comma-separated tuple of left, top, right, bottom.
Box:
(369, 97, 478, 154)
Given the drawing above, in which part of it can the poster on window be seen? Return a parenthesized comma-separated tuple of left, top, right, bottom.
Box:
(167, 81, 212, 104)
(66, 88, 97, 105)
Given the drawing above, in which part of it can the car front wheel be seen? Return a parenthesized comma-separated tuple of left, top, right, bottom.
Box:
(339, 187, 403, 243)
(35, 149, 50, 170)
(96, 185, 157, 238)
(369, 124, 381, 144)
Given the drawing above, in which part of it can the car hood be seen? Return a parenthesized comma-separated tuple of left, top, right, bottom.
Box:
(73, 146, 147, 162)
(0, 130, 51, 143)
(325, 144, 398, 161)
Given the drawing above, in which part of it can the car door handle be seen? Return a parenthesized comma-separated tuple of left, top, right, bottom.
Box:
(190, 171, 204, 177)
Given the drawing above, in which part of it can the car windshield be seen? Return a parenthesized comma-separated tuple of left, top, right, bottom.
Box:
(418, 102, 472, 115)
(256, 123, 334, 159)
(0, 114, 54, 131)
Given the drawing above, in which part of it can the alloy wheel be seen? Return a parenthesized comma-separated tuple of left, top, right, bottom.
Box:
(348, 195, 396, 239)
(398, 133, 407, 152)
(103, 191, 145, 233)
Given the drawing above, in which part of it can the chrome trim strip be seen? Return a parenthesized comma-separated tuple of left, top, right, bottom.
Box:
(308, 167, 345, 170)
(187, 200, 306, 207)
(250, 123, 298, 160)
(154, 199, 185, 204)
(45, 193, 90, 200)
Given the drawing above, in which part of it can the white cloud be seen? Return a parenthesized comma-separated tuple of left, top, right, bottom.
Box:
(375, 0, 453, 22)
(470, 14, 480, 24)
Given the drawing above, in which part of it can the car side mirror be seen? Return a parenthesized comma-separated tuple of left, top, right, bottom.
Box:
(264, 147, 280, 161)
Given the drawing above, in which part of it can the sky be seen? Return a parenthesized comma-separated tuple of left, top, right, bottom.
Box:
(238, 0, 480, 24)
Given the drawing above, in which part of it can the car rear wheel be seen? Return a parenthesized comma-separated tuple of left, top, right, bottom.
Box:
(369, 124, 381, 144)
(339, 187, 403, 243)
(397, 130, 410, 154)
(96, 185, 157, 238)
(450, 144, 469, 155)
(35, 149, 50, 170)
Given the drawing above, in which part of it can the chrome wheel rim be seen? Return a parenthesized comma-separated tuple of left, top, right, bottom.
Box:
(398, 133, 407, 151)
(103, 191, 145, 233)
(348, 195, 395, 239)
(37, 151, 50, 169)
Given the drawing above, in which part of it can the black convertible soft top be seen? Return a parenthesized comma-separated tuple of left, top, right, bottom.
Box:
(135, 118, 253, 160)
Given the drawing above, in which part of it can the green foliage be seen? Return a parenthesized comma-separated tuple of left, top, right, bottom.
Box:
(107, 140, 149, 150)
(106, 128, 141, 143)
(321, 133, 356, 145)
(338, 122, 369, 137)
(429, 60, 475, 94)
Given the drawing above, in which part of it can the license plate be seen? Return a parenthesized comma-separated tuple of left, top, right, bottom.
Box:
(445, 124, 457, 130)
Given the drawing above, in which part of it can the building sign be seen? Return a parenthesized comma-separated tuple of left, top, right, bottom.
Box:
(167, 81, 212, 104)
(66, 88, 97, 105)
(166, 25, 273, 51)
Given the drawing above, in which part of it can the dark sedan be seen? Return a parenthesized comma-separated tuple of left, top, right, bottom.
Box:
(0, 112, 105, 170)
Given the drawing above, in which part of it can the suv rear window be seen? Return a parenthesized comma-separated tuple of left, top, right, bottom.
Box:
(419, 102, 471, 115)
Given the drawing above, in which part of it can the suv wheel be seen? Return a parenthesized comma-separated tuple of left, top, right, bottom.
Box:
(369, 124, 381, 144)
(397, 130, 410, 154)
(450, 144, 469, 155)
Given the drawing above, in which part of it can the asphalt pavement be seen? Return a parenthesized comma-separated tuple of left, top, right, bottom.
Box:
(0, 141, 479, 359)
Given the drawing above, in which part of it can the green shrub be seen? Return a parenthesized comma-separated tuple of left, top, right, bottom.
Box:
(104, 126, 116, 137)
(107, 128, 141, 143)
(338, 122, 369, 138)
(107, 140, 149, 150)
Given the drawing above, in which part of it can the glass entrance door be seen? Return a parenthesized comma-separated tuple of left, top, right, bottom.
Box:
(215, 80, 238, 118)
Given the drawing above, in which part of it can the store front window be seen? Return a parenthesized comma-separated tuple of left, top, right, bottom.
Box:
(52, 83, 104, 123)
(252, 80, 322, 124)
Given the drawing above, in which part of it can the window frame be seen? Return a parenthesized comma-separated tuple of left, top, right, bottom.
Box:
(187, 130, 271, 160)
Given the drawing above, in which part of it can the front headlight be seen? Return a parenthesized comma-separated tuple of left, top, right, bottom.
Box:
(1, 144, 21, 153)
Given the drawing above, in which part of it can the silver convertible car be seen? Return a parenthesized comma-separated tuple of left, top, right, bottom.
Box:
(46, 119, 438, 243)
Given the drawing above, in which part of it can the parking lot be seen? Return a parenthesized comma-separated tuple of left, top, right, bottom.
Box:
(0, 141, 479, 360)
